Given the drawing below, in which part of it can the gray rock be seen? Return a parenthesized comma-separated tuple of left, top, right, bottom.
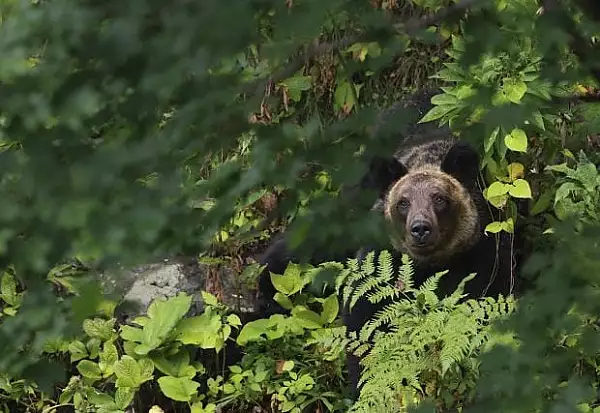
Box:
(101, 256, 259, 323)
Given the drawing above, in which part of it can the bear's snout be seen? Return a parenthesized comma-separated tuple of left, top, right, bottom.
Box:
(410, 220, 432, 244)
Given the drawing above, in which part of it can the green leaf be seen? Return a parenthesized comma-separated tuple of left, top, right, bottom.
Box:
(273, 292, 294, 310)
(99, 342, 119, 375)
(83, 318, 115, 341)
(0, 272, 17, 306)
(504, 128, 528, 153)
(430, 93, 459, 105)
(226, 314, 242, 327)
(153, 351, 195, 378)
(502, 78, 527, 103)
(115, 387, 135, 410)
(76, 360, 102, 380)
(293, 309, 323, 329)
(419, 105, 456, 123)
(201, 291, 219, 307)
(320, 294, 339, 324)
(334, 80, 357, 114)
(531, 190, 554, 215)
(509, 179, 533, 198)
(157, 376, 200, 402)
(135, 293, 192, 355)
(270, 263, 310, 295)
(68, 340, 89, 363)
(114, 355, 152, 389)
(485, 127, 500, 153)
(486, 182, 509, 198)
(175, 312, 222, 348)
(237, 319, 272, 346)
(280, 76, 312, 102)
(484, 221, 504, 234)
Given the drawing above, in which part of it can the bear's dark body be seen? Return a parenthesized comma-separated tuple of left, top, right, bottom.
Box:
(254, 88, 522, 399)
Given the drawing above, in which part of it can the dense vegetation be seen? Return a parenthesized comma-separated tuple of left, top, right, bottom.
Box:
(1, 0, 600, 412)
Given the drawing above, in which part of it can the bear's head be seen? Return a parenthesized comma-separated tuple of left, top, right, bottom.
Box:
(369, 141, 481, 263)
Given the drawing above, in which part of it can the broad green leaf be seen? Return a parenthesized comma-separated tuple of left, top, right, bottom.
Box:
(419, 105, 456, 123)
(334, 80, 357, 114)
(237, 319, 272, 346)
(504, 128, 528, 153)
(273, 292, 294, 310)
(555, 183, 578, 203)
(509, 179, 533, 198)
(320, 294, 339, 324)
(115, 387, 135, 410)
(293, 309, 323, 329)
(226, 314, 242, 327)
(76, 360, 102, 380)
(114, 355, 144, 389)
(431, 93, 459, 105)
(0, 272, 17, 306)
(485, 221, 504, 234)
(153, 351, 196, 378)
(157, 376, 199, 402)
(175, 313, 222, 348)
(502, 78, 527, 103)
(507, 163, 525, 181)
(83, 318, 115, 341)
(531, 190, 554, 215)
(68, 340, 88, 363)
(135, 293, 192, 355)
(99, 342, 119, 375)
(486, 182, 509, 198)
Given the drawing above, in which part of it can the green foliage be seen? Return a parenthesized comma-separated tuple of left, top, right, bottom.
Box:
(336, 251, 515, 412)
(0, 0, 600, 412)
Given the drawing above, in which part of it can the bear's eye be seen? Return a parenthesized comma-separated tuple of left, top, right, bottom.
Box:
(433, 195, 447, 205)
(397, 199, 410, 209)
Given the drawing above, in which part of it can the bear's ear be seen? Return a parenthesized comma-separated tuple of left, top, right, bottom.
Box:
(363, 156, 408, 197)
(440, 141, 480, 183)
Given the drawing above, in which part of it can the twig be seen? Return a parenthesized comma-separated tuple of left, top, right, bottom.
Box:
(249, 0, 492, 97)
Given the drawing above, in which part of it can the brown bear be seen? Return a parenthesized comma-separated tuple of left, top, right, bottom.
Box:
(255, 88, 521, 399)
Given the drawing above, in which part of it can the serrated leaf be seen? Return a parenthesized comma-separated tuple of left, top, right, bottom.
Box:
(157, 376, 199, 402)
(135, 293, 192, 355)
(509, 179, 533, 198)
(504, 128, 528, 153)
(200, 291, 218, 307)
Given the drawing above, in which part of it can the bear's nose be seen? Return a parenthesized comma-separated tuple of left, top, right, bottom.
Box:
(410, 221, 432, 243)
